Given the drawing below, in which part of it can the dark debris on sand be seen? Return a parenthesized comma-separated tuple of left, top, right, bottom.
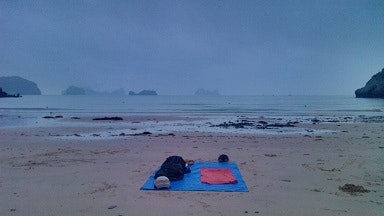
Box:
(92, 117, 123, 121)
(210, 119, 297, 129)
(130, 131, 152, 136)
(43, 115, 63, 119)
(339, 184, 370, 195)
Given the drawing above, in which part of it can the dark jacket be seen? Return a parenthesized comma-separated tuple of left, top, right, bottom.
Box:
(154, 156, 190, 181)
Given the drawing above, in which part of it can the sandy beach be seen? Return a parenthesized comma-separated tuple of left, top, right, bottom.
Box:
(1, 117, 383, 216)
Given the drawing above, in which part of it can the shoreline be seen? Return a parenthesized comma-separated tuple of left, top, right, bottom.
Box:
(2, 113, 384, 138)
(1, 117, 383, 215)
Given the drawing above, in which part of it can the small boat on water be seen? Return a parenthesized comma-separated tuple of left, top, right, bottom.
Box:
(0, 88, 22, 98)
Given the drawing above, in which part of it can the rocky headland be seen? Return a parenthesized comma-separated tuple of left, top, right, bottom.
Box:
(0, 76, 41, 95)
(355, 68, 384, 98)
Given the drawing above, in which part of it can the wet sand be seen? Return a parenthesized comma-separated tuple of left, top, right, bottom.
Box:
(1, 118, 383, 215)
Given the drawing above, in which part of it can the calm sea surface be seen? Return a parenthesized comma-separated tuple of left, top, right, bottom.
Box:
(1, 95, 383, 129)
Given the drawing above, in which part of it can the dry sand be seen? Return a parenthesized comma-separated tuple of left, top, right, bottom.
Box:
(1, 118, 383, 215)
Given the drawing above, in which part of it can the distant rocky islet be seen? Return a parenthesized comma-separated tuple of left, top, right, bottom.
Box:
(128, 90, 157, 96)
(2, 69, 384, 98)
(62, 86, 158, 96)
(0, 76, 159, 96)
(194, 89, 220, 96)
(61, 86, 127, 96)
(0, 76, 41, 95)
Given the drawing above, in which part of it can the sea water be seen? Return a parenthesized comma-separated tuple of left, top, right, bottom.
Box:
(1, 95, 383, 135)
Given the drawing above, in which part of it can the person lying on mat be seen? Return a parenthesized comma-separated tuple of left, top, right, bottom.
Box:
(154, 156, 191, 189)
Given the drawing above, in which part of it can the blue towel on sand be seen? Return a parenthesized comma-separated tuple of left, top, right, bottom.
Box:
(140, 162, 249, 192)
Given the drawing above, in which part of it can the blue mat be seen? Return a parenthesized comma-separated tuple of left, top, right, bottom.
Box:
(140, 162, 249, 192)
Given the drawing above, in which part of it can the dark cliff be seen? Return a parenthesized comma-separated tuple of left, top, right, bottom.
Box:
(355, 68, 384, 98)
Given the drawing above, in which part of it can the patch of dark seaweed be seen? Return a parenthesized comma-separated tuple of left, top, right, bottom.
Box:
(93, 117, 123, 121)
(339, 184, 370, 195)
(210, 121, 254, 129)
(210, 120, 296, 129)
(356, 115, 384, 123)
(130, 131, 152, 136)
(43, 115, 63, 119)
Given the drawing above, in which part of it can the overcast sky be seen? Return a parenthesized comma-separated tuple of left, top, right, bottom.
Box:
(1, 0, 383, 95)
